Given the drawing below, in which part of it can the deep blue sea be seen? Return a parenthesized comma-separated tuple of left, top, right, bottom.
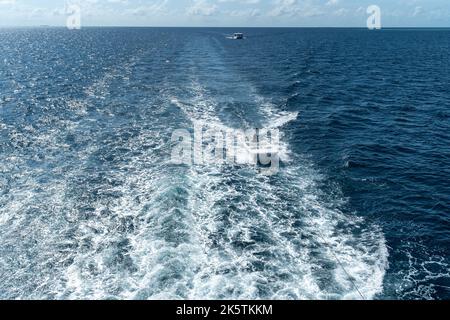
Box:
(0, 27, 449, 300)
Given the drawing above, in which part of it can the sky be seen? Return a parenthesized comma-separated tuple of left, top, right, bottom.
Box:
(0, 0, 449, 27)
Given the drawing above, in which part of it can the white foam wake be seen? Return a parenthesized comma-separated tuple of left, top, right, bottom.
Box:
(163, 77, 388, 300)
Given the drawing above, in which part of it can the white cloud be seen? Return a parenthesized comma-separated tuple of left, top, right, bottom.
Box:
(326, 0, 339, 6)
(0, 0, 16, 5)
(187, 0, 218, 16)
(268, 0, 298, 17)
(413, 6, 424, 17)
(1, 0, 449, 27)
(268, 0, 324, 18)
(125, 0, 169, 16)
(333, 7, 348, 16)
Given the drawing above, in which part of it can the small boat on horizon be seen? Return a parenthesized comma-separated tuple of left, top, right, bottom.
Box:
(227, 33, 244, 40)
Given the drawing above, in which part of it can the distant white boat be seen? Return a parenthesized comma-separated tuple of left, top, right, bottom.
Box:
(227, 33, 244, 40)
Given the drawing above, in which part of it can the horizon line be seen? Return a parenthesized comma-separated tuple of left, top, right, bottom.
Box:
(1, 25, 450, 29)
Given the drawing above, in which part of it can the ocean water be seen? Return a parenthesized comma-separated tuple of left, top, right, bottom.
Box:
(0, 27, 449, 300)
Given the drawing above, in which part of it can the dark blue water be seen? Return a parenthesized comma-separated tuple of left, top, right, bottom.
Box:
(0, 27, 449, 300)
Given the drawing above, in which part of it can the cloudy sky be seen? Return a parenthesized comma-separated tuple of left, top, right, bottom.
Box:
(0, 0, 449, 27)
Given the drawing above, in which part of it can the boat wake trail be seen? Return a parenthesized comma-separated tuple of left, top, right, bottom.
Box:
(0, 33, 388, 300)
(63, 37, 388, 300)
(149, 36, 389, 299)
(164, 76, 388, 299)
